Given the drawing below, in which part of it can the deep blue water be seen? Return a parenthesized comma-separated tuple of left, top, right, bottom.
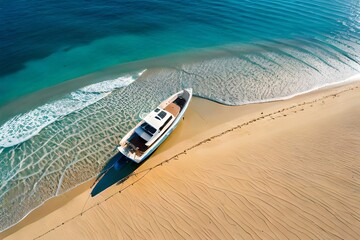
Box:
(1, 0, 359, 106)
(0, 0, 360, 232)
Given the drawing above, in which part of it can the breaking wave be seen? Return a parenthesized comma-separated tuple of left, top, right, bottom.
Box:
(0, 70, 145, 148)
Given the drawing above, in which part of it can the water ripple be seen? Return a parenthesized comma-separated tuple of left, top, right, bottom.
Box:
(1, 0, 360, 233)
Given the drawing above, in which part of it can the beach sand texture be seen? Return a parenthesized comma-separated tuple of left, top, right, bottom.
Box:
(2, 81, 360, 240)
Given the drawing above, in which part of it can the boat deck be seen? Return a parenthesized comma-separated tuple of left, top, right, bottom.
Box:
(128, 132, 148, 153)
(164, 102, 181, 117)
(123, 92, 190, 159)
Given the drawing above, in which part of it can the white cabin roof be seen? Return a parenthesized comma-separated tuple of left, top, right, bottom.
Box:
(144, 108, 172, 130)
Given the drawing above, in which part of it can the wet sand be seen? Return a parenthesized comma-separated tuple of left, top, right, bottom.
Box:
(2, 80, 360, 240)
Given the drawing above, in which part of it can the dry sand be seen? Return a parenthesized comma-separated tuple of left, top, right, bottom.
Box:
(2, 81, 360, 240)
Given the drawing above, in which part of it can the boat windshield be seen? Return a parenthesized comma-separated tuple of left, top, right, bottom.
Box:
(141, 122, 157, 135)
(158, 111, 166, 119)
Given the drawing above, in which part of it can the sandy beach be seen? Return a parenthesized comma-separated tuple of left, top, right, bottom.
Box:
(1, 80, 360, 240)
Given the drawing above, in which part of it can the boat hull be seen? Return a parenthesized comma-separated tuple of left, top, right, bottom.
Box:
(91, 89, 192, 197)
(119, 88, 192, 163)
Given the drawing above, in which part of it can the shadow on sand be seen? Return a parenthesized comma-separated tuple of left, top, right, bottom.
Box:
(90, 152, 144, 197)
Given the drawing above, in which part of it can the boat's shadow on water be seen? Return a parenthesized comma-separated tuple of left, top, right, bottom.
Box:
(90, 152, 145, 197)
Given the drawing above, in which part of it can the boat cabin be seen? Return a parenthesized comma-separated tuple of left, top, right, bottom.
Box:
(125, 103, 181, 155)
(118, 89, 191, 163)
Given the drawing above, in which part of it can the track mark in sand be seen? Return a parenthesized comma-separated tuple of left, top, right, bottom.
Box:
(33, 84, 359, 240)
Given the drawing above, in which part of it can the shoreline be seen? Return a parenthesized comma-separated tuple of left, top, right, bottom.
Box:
(2, 70, 359, 147)
(1, 80, 360, 239)
(1, 34, 358, 125)
(196, 73, 360, 106)
(0, 178, 95, 237)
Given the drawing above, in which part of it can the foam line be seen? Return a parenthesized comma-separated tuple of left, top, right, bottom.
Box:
(0, 70, 146, 148)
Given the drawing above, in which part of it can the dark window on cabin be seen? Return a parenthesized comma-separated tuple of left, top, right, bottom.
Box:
(159, 116, 173, 131)
(158, 111, 166, 119)
(154, 108, 160, 112)
(141, 123, 157, 135)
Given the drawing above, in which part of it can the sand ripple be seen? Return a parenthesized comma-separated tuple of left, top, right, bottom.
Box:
(28, 83, 360, 240)
(1, 39, 360, 232)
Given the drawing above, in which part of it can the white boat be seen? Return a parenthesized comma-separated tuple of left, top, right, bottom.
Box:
(91, 89, 192, 196)
(118, 88, 192, 163)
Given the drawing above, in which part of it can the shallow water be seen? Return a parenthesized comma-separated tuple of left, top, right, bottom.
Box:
(0, 0, 360, 232)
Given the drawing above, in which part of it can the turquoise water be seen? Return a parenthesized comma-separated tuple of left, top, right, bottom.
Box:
(0, 0, 360, 232)
(1, 0, 359, 106)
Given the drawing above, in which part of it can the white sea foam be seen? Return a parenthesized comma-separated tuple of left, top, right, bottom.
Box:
(0, 70, 146, 148)
(81, 75, 136, 93)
